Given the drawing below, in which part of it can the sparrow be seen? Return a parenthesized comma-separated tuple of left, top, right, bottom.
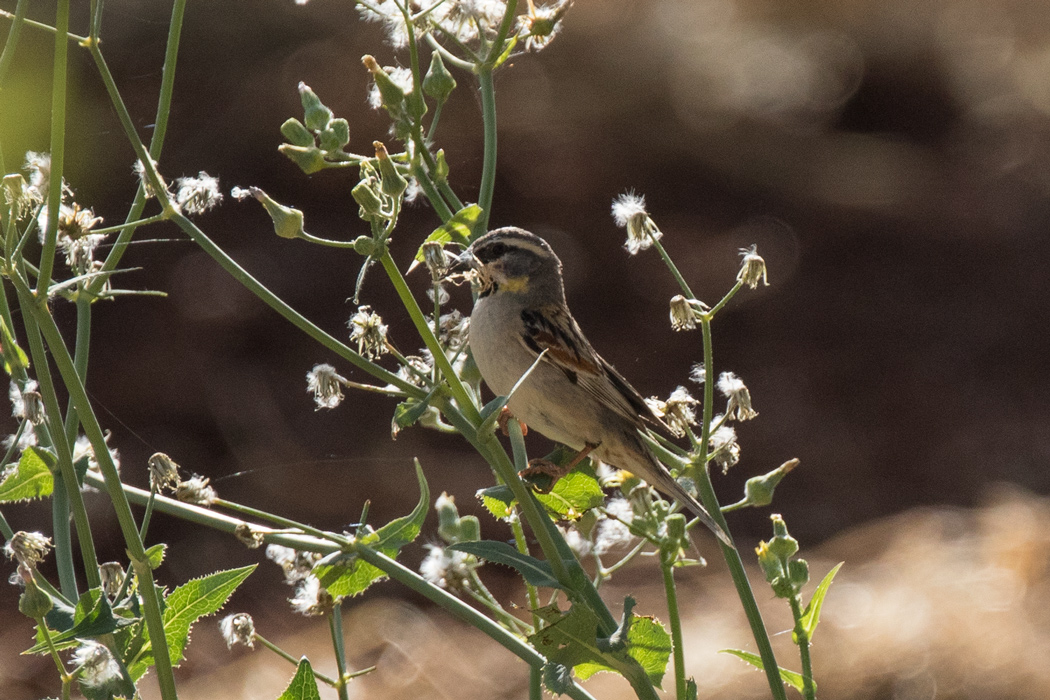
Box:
(463, 227, 731, 545)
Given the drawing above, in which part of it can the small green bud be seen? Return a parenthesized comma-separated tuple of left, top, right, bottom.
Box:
(298, 82, 333, 131)
(743, 458, 799, 507)
(434, 149, 449, 183)
(788, 558, 809, 589)
(423, 51, 456, 103)
(665, 513, 686, 543)
(18, 567, 53, 619)
(767, 514, 799, 561)
(319, 118, 350, 152)
(280, 118, 315, 148)
(406, 90, 428, 122)
(278, 144, 328, 174)
(373, 142, 408, 198)
(755, 540, 783, 584)
(362, 55, 405, 114)
(457, 515, 481, 543)
(351, 181, 384, 219)
(247, 187, 304, 240)
(436, 492, 461, 543)
(352, 236, 375, 256)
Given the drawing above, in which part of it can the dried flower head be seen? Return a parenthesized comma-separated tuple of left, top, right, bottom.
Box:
(688, 363, 706, 385)
(174, 171, 224, 215)
(176, 475, 218, 506)
(23, 151, 51, 204)
(348, 306, 390, 360)
(419, 543, 477, 591)
(421, 241, 451, 280)
(521, 0, 570, 51)
(4, 531, 52, 568)
(266, 544, 320, 585)
(219, 612, 256, 649)
(306, 363, 346, 410)
(132, 158, 165, 199)
(612, 191, 662, 255)
(70, 641, 122, 689)
(148, 452, 181, 491)
(99, 562, 125, 598)
(594, 498, 636, 554)
(647, 386, 698, 437)
(235, 522, 265, 549)
(718, 371, 758, 421)
(709, 419, 740, 473)
(290, 575, 334, 616)
(737, 244, 768, 289)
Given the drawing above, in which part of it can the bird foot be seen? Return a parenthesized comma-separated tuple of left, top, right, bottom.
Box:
(519, 443, 598, 494)
(498, 406, 527, 436)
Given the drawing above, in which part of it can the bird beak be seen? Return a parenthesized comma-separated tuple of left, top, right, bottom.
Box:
(449, 247, 476, 274)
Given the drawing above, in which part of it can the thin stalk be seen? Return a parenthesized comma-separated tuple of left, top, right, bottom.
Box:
(354, 547, 600, 700)
(16, 283, 178, 700)
(789, 596, 816, 700)
(661, 561, 687, 700)
(650, 237, 695, 300)
(35, 0, 71, 297)
(475, 68, 498, 235)
(0, 0, 29, 87)
(409, 157, 455, 222)
(509, 513, 541, 629)
(254, 633, 339, 686)
(530, 667, 542, 700)
(329, 602, 351, 700)
(378, 250, 480, 420)
(169, 212, 423, 397)
(50, 477, 78, 598)
(0, 10, 86, 42)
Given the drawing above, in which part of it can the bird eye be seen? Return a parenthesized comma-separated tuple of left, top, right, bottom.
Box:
(480, 242, 508, 261)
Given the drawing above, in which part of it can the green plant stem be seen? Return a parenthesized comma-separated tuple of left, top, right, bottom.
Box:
(650, 237, 695, 300)
(509, 513, 542, 629)
(35, 0, 71, 298)
(15, 283, 179, 700)
(789, 595, 815, 700)
(169, 212, 422, 396)
(354, 546, 599, 700)
(253, 633, 339, 686)
(378, 250, 480, 419)
(694, 461, 785, 700)
(50, 477, 78, 598)
(213, 498, 349, 547)
(329, 602, 351, 700)
(17, 301, 100, 592)
(530, 667, 542, 700)
(89, 0, 187, 297)
(0, 0, 29, 88)
(0, 508, 13, 540)
(661, 561, 687, 700)
(0, 10, 85, 42)
(475, 67, 498, 235)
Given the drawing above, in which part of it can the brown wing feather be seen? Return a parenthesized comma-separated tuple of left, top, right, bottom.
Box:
(519, 305, 671, 432)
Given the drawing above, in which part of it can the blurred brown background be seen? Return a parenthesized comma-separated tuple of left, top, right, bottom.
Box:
(2, 0, 1049, 697)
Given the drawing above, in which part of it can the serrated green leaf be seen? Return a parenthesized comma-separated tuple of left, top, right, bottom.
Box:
(277, 657, 322, 700)
(0, 447, 55, 502)
(477, 485, 515, 519)
(448, 540, 565, 590)
(800, 561, 843, 642)
(316, 461, 429, 598)
(719, 649, 811, 694)
(575, 614, 671, 687)
(536, 461, 604, 520)
(414, 204, 481, 261)
(25, 588, 135, 654)
(145, 544, 167, 570)
(128, 565, 255, 680)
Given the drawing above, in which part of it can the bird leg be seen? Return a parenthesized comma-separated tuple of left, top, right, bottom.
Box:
(520, 442, 599, 494)
(498, 406, 527, 436)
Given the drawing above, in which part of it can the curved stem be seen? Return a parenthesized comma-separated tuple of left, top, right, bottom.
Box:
(475, 68, 498, 235)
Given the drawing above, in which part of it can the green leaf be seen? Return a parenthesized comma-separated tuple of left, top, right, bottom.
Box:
(448, 540, 565, 590)
(414, 204, 481, 261)
(536, 460, 604, 520)
(0, 316, 29, 375)
(25, 588, 134, 654)
(145, 543, 167, 570)
(129, 565, 255, 680)
(277, 657, 322, 700)
(799, 561, 843, 642)
(685, 678, 698, 700)
(719, 649, 811, 694)
(575, 614, 671, 687)
(530, 603, 670, 689)
(0, 447, 55, 502)
(477, 485, 515, 520)
(316, 461, 429, 598)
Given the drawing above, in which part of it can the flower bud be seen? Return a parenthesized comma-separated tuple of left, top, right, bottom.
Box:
(742, 458, 798, 507)
(99, 562, 125, 597)
(423, 51, 457, 103)
(277, 144, 328, 174)
(18, 566, 53, 618)
(434, 149, 449, 183)
(362, 55, 406, 114)
(21, 390, 45, 425)
(148, 452, 181, 491)
(352, 235, 376, 256)
(247, 187, 305, 240)
(319, 118, 350, 152)
(767, 514, 798, 560)
(788, 558, 809, 589)
(436, 492, 461, 543)
(298, 82, 333, 131)
(280, 118, 315, 147)
(374, 142, 408, 198)
(351, 181, 384, 219)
